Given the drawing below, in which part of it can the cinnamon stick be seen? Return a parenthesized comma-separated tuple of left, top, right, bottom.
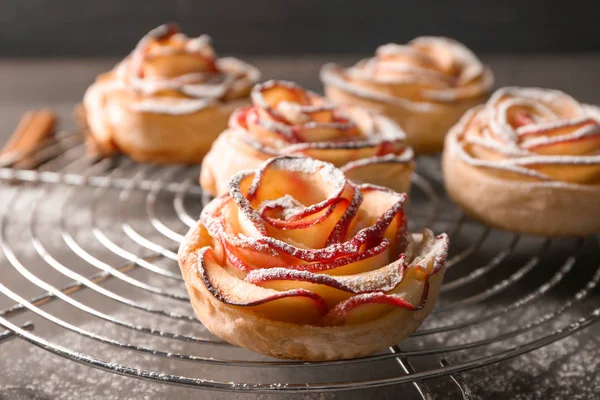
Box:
(1, 109, 56, 166)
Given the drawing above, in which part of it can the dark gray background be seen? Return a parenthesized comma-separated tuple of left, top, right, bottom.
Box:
(2, 0, 600, 57)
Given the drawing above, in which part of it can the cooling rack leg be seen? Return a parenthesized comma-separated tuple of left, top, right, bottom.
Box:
(0, 321, 34, 345)
(440, 359, 473, 400)
(389, 345, 434, 400)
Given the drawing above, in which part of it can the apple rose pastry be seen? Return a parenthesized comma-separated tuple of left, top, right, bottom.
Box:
(179, 156, 449, 360)
(200, 80, 414, 196)
(321, 37, 494, 153)
(82, 23, 260, 164)
(443, 87, 600, 237)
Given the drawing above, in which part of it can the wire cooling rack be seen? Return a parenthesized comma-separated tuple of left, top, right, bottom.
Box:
(0, 131, 598, 399)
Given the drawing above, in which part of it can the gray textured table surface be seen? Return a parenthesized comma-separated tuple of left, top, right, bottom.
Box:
(0, 55, 599, 400)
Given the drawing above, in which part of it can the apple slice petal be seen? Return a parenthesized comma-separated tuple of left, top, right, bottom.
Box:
(260, 198, 339, 228)
(227, 171, 269, 236)
(321, 231, 449, 325)
(245, 254, 408, 309)
(234, 106, 302, 145)
(350, 185, 410, 258)
(245, 157, 347, 207)
(197, 247, 328, 324)
(246, 253, 408, 293)
(212, 187, 407, 267)
(208, 198, 402, 270)
(205, 160, 410, 265)
(521, 121, 600, 156)
(322, 292, 422, 326)
(529, 133, 600, 156)
(517, 117, 597, 139)
(406, 229, 450, 277)
(281, 238, 391, 274)
(257, 179, 357, 250)
(290, 143, 383, 168)
(254, 81, 311, 111)
(294, 123, 353, 143)
(264, 201, 349, 249)
(512, 111, 535, 127)
(326, 184, 363, 245)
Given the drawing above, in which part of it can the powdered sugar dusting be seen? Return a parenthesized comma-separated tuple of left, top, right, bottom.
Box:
(449, 87, 600, 185)
(261, 156, 347, 194)
(341, 152, 414, 172)
(231, 80, 414, 187)
(521, 122, 600, 149)
(192, 157, 440, 326)
(245, 254, 409, 294)
(130, 98, 214, 115)
(93, 24, 259, 116)
(320, 36, 493, 107)
(321, 64, 439, 112)
(257, 194, 305, 220)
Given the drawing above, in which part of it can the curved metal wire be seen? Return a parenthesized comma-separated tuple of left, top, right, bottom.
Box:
(1, 306, 598, 393)
(90, 160, 183, 280)
(118, 164, 181, 260)
(442, 234, 520, 293)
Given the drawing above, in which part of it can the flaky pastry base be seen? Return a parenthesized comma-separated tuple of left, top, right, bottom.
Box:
(83, 82, 250, 164)
(442, 148, 600, 237)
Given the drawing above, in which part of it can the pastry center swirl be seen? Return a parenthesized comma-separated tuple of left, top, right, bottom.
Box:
(197, 157, 447, 326)
(229, 80, 412, 165)
(455, 87, 600, 184)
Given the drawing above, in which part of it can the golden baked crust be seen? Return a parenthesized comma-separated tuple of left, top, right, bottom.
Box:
(179, 156, 448, 360)
(82, 24, 260, 164)
(443, 87, 600, 237)
(321, 37, 494, 154)
(200, 80, 414, 196)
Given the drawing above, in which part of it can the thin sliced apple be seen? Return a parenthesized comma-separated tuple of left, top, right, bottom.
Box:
(214, 190, 406, 268)
(517, 118, 596, 139)
(143, 53, 217, 78)
(244, 157, 347, 208)
(295, 124, 350, 143)
(247, 111, 303, 144)
(352, 185, 409, 257)
(260, 197, 339, 228)
(203, 157, 411, 271)
(263, 199, 349, 249)
(510, 110, 536, 128)
(325, 183, 363, 245)
(256, 82, 311, 110)
(524, 128, 600, 156)
(322, 231, 448, 325)
(197, 247, 327, 324)
(323, 292, 423, 325)
(246, 253, 407, 295)
(305, 106, 337, 124)
(262, 239, 390, 276)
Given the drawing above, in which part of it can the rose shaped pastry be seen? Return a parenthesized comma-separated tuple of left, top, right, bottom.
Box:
(82, 23, 260, 164)
(179, 156, 448, 360)
(200, 80, 414, 196)
(443, 87, 600, 237)
(321, 37, 494, 153)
